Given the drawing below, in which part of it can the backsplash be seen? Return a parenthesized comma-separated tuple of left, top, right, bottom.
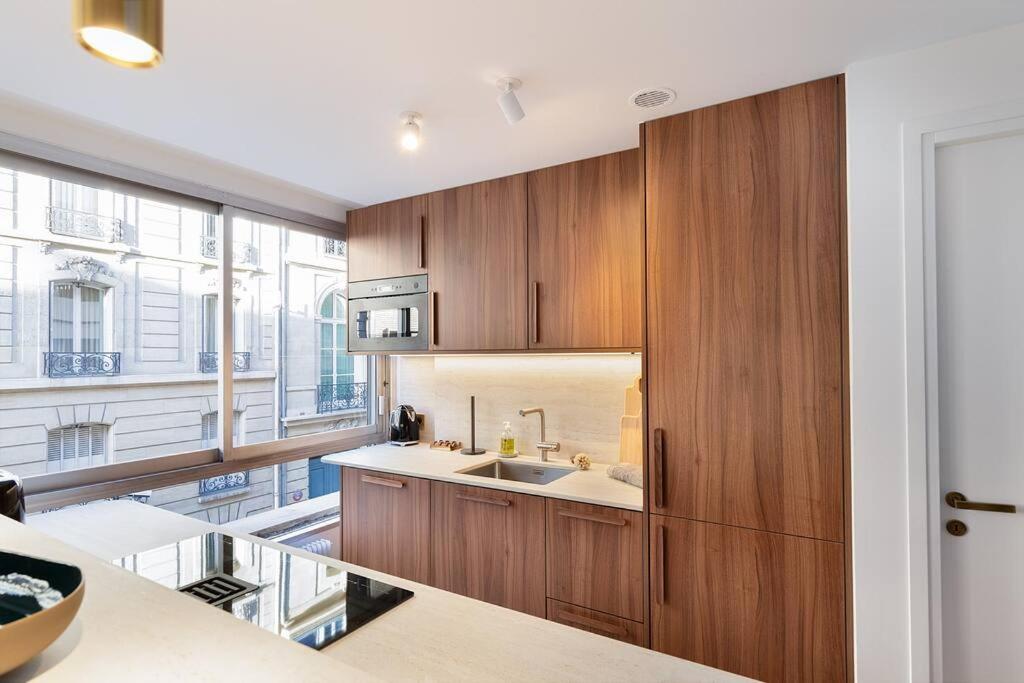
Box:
(392, 354, 642, 465)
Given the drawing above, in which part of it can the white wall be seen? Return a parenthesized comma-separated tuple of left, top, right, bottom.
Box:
(846, 21, 1024, 681)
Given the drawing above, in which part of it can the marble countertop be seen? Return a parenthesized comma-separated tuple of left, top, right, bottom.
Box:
(323, 442, 644, 511)
(15, 501, 751, 683)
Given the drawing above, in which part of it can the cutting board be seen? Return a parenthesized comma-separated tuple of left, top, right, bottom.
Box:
(618, 376, 643, 466)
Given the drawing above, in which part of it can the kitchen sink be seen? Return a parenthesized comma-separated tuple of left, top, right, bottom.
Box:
(458, 460, 576, 485)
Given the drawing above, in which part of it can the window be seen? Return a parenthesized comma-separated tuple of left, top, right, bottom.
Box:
(46, 424, 109, 472)
(50, 282, 106, 352)
(199, 294, 249, 373)
(201, 410, 241, 448)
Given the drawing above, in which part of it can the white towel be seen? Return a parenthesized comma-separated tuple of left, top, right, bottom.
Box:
(606, 463, 643, 488)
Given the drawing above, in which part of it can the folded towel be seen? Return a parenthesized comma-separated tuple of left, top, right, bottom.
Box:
(606, 462, 643, 488)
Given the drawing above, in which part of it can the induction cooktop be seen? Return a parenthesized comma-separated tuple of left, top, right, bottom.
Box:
(114, 532, 413, 651)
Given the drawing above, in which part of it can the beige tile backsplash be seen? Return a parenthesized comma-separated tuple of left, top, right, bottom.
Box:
(392, 354, 642, 465)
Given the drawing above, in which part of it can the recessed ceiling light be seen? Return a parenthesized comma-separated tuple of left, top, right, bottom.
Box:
(496, 77, 525, 125)
(74, 0, 163, 69)
(400, 112, 422, 151)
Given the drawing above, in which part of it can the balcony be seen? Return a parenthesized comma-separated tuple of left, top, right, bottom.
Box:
(44, 351, 121, 378)
(199, 472, 250, 502)
(46, 207, 124, 243)
(316, 381, 368, 414)
(199, 351, 252, 373)
(199, 235, 258, 265)
(322, 238, 346, 258)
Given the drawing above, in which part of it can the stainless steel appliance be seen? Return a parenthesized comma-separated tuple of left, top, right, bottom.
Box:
(389, 404, 420, 446)
(348, 275, 429, 353)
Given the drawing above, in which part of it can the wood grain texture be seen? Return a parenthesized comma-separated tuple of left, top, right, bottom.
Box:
(430, 481, 545, 617)
(341, 467, 430, 584)
(645, 76, 844, 541)
(527, 149, 643, 349)
(546, 599, 647, 647)
(428, 175, 528, 350)
(545, 499, 644, 621)
(650, 515, 846, 682)
(346, 194, 428, 283)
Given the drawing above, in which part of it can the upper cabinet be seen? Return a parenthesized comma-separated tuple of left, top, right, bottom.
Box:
(645, 76, 845, 542)
(427, 175, 528, 351)
(347, 194, 428, 283)
(527, 150, 643, 350)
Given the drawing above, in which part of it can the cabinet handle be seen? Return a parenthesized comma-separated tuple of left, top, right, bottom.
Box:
(557, 509, 627, 526)
(418, 215, 426, 269)
(653, 427, 665, 509)
(530, 281, 539, 344)
(655, 523, 667, 605)
(361, 474, 404, 489)
(555, 608, 628, 637)
(455, 493, 510, 507)
(430, 291, 438, 346)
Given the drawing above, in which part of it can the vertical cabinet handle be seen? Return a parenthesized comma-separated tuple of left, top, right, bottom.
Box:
(530, 281, 539, 344)
(653, 427, 665, 509)
(655, 523, 667, 605)
(418, 215, 426, 269)
(430, 291, 438, 346)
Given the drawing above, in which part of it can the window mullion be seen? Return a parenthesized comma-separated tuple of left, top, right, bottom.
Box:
(218, 207, 235, 460)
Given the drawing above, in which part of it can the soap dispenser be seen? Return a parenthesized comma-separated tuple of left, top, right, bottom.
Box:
(499, 421, 516, 458)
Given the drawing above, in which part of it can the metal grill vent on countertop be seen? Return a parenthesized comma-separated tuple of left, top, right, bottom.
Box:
(629, 87, 676, 109)
(177, 573, 259, 606)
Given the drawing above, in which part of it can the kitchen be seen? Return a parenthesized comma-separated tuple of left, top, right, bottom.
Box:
(3, 3, 1024, 683)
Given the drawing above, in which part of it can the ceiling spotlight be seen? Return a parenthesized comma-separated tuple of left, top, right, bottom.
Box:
(496, 77, 525, 125)
(74, 0, 164, 69)
(400, 112, 422, 151)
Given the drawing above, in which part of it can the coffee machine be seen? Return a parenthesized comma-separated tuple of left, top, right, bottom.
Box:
(388, 405, 420, 446)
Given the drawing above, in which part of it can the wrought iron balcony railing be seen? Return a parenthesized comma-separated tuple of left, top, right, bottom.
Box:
(44, 351, 121, 378)
(316, 381, 368, 414)
(198, 351, 252, 373)
(46, 207, 124, 243)
(198, 235, 258, 265)
(322, 238, 346, 258)
(199, 471, 250, 500)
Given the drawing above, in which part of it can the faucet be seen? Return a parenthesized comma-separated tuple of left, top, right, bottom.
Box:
(518, 407, 560, 462)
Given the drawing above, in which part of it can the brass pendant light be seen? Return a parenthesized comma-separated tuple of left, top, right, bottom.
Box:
(73, 0, 163, 69)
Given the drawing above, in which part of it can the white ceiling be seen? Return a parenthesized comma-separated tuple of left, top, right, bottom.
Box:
(1, 1, 1022, 208)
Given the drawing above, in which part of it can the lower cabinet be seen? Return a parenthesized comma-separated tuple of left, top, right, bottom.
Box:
(547, 599, 647, 647)
(430, 481, 547, 617)
(650, 514, 846, 683)
(341, 467, 431, 584)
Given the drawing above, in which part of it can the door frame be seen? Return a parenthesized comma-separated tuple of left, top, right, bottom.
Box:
(902, 99, 1024, 683)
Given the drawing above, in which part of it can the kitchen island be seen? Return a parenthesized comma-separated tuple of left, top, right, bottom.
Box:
(7, 502, 750, 682)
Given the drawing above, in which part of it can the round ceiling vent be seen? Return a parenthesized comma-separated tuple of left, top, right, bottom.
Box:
(629, 87, 676, 110)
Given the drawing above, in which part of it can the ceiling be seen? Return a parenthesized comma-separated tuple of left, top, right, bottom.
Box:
(1, 2, 1022, 208)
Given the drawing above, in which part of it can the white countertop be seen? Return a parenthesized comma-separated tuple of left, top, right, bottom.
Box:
(15, 501, 750, 683)
(323, 442, 644, 511)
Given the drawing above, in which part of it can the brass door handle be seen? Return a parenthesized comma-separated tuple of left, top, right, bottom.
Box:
(945, 491, 1016, 514)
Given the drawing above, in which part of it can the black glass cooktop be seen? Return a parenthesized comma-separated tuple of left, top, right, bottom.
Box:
(114, 532, 413, 651)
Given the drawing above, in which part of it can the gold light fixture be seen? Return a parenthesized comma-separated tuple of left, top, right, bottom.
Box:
(73, 0, 163, 69)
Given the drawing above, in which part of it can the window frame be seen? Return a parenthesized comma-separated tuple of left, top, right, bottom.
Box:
(49, 281, 109, 353)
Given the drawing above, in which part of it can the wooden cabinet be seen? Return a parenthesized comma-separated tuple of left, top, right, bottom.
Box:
(547, 599, 647, 648)
(430, 481, 545, 617)
(645, 76, 845, 542)
(347, 194, 428, 283)
(650, 515, 846, 682)
(527, 149, 643, 349)
(545, 499, 643, 622)
(341, 467, 430, 583)
(427, 175, 528, 351)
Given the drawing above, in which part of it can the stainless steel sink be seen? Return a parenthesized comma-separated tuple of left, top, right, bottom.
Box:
(458, 460, 575, 485)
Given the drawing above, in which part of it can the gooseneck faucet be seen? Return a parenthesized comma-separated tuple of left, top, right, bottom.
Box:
(518, 407, 560, 461)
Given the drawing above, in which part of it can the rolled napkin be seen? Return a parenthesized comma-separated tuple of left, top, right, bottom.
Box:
(606, 462, 643, 488)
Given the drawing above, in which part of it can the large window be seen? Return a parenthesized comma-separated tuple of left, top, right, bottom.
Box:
(50, 282, 106, 352)
(46, 424, 109, 473)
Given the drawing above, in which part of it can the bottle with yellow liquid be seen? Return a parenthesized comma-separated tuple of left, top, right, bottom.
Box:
(499, 421, 516, 458)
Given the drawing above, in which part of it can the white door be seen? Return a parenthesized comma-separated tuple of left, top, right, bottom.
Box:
(934, 130, 1024, 683)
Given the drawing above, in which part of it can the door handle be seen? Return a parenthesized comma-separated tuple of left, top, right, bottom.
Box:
(653, 427, 665, 509)
(654, 523, 667, 605)
(557, 509, 627, 526)
(361, 474, 404, 489)
(455, 493, 510, 507)
(530, 281, 539, 344)
(945, 491, 1016, 514)
(418, 215, 426, 269)
(430, 291, 438, 346)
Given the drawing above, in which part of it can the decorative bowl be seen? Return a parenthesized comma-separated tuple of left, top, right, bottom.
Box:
(0, 551, 85, 675)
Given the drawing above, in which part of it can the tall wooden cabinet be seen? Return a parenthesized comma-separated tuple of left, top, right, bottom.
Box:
(645, 76, 848, 681)
(347, 195, 428, 283)
(527, 149, 643, 349)
(427, 175, 528, 351)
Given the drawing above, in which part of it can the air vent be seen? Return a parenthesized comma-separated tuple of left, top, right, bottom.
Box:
(629, 87, 676, 110)
(178, 573, 259, 607)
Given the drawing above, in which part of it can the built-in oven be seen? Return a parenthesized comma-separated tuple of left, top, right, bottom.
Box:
(347, 274, 429, 353)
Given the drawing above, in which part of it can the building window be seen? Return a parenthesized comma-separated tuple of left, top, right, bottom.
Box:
(198, 295, 250, 372)
(50, 282, 106, 353)
(201, 410, 242, 448)
(46, 423, 109, 473)
(316, 289, 367, 414)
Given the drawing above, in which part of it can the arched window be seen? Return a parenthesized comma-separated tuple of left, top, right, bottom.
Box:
(318, 289, 353, 388)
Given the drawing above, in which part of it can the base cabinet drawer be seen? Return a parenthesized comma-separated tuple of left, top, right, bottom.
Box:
(547, 599, 647, 647)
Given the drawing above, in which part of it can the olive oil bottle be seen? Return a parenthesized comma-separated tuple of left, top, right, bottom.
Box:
(499, 421, 516, 457)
